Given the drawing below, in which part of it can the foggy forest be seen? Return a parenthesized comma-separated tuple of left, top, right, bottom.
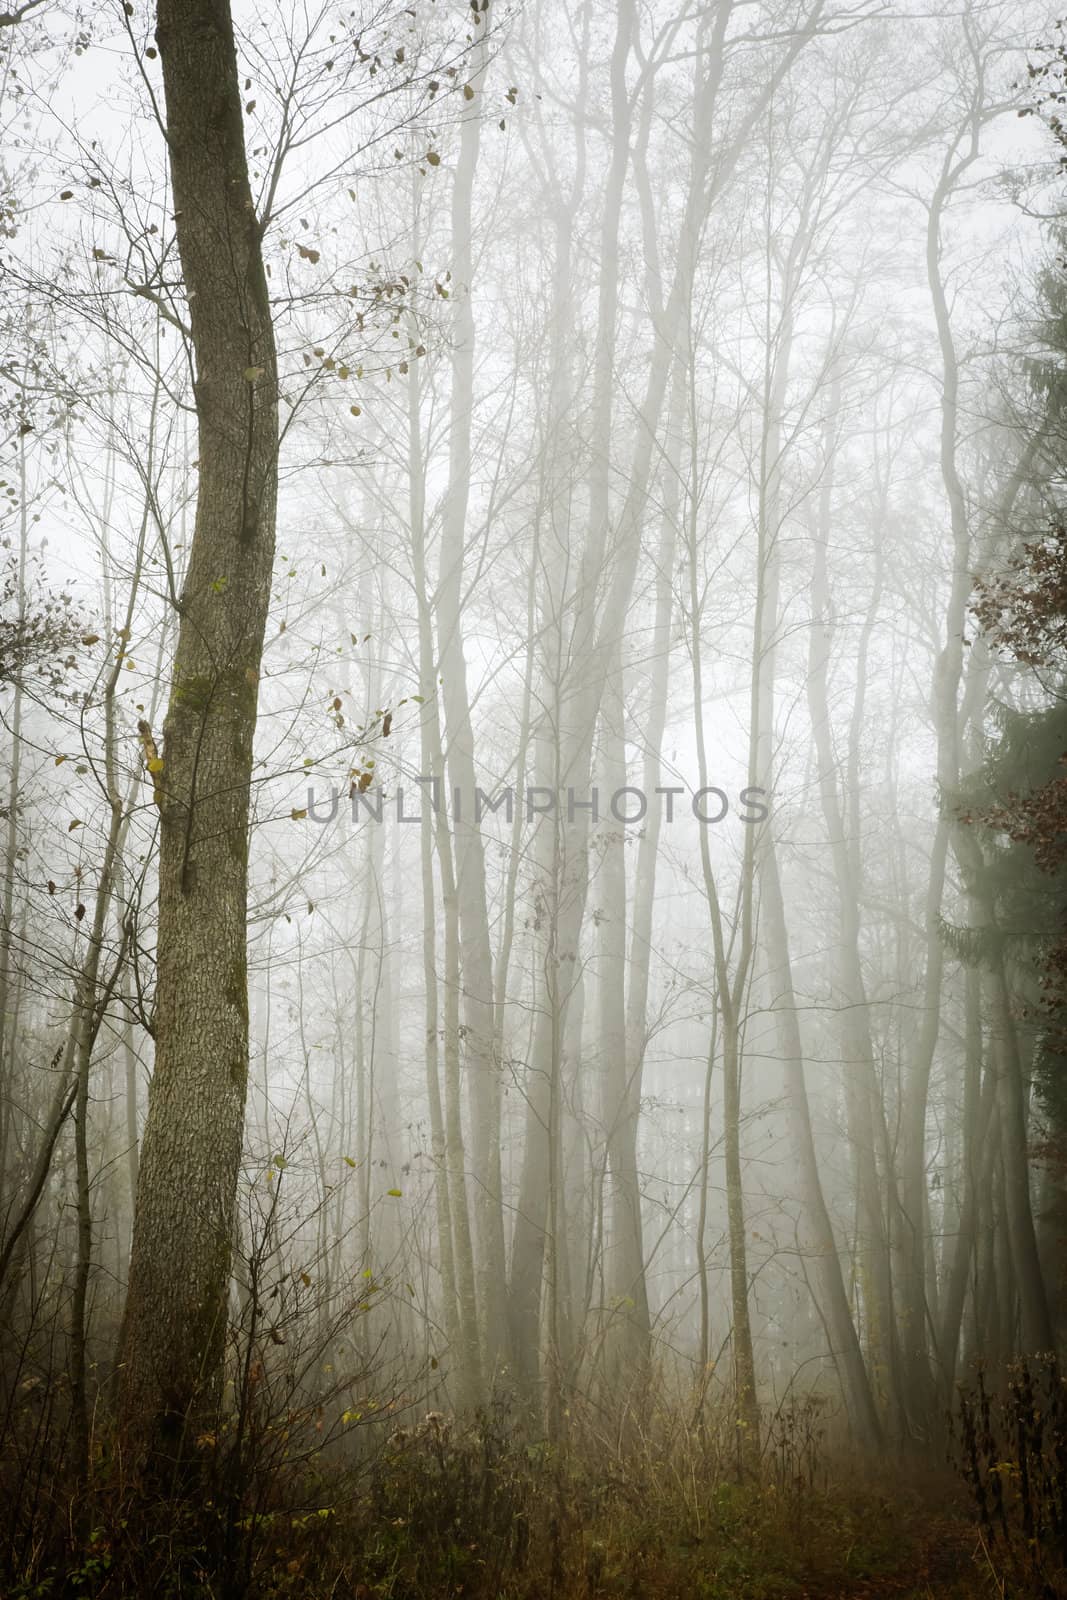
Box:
(2, 0, 1067, 1595)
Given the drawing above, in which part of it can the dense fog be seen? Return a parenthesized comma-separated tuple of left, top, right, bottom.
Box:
(2, 1, 1067, 1594)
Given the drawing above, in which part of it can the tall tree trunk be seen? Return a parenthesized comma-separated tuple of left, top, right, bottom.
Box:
(118, 0, 278, 1461)
(71, 489, 151, 1476)
(0, 427, 29, 1224)
(601, 364, 686, 1390)
(508, 0, 823, 1414)
(803, 395, 901, 1438)
(435, 6, 508, 1376)
(757, 371, 881, 1451)
(897, 96, 990, 1424)
(988, 949, 1053, 1351)
(686, 399, 759, 1469)
(507, 0, 636, 1406)
(758, 848, 883, 1449)
(408, 330, 482, 1408)
(597, 659, 651, 1386)
(939, 986, 995, 1392)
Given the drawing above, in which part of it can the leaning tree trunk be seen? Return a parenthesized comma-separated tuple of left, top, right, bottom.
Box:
(117, 0, 278, 1463)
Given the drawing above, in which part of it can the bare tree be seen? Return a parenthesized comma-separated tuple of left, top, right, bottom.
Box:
(118, 0, 280, 1460)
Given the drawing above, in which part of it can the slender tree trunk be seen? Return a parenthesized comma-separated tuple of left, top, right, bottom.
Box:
(939, 989, 995, 1392)
(695, 1014, 717, 1380)
(508, 3, 822, 1416)
(597, 659, 651, 1383)
(686, 411, 759, 1468)
(988, 955, 1054, 1352)
(435, 6, 508, 1376)
(408, 332, 482, 1408)
(507, 0, 636, 1405)
(803, 397, 902, 1440)
(602, 365, 686, 1387)
(896, 108, 989, 1424)
(758, 847, 883, 1448)
(0, 426, 30, 1221)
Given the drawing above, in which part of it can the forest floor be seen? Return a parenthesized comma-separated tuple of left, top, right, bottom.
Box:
(586, 1495, 998, 1600)
(812, 1509, 991, 1598)
(1, 1471, 1049, 1600)
(5, 1418, 1058, 1599)
(282, 1460, 1041, 1600)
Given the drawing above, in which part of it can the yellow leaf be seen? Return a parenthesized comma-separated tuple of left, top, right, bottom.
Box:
(386, 1187, 402, 1197)
(147, 757, 164, 774)
(291, 808, 307, 821)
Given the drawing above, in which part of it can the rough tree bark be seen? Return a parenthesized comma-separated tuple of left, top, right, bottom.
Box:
(117, 0, 278, 1462)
